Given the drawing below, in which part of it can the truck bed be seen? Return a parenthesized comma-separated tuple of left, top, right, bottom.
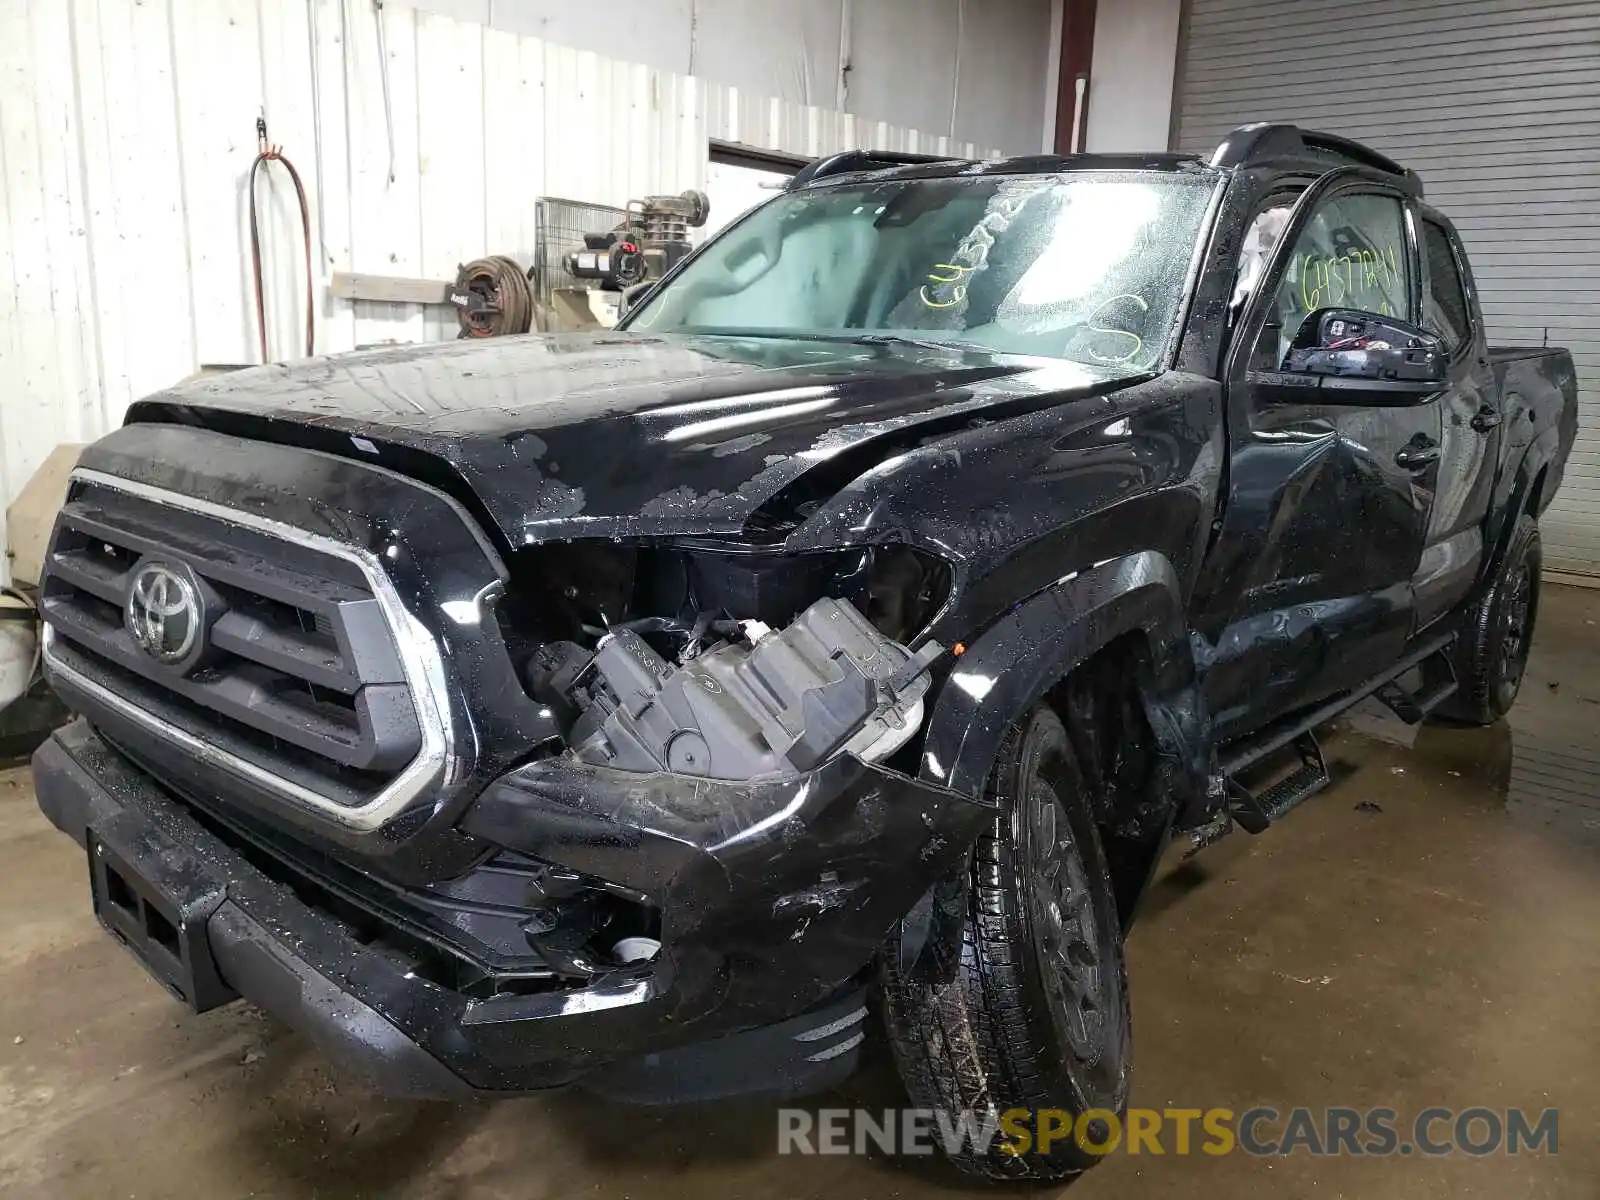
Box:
(1489, 343, 1578, 517)
(1490, 345, 1569, 364)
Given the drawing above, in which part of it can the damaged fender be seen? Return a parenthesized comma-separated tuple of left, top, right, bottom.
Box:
(918, 550, 1210, 806)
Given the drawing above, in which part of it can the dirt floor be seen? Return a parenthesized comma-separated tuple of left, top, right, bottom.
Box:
(2, 587, 1598, 1199)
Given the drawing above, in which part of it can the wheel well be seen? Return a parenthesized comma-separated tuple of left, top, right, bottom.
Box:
(1043, 634, 1179, 930)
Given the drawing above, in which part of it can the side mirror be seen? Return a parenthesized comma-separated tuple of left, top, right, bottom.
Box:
(1252, 308, 1448, 405)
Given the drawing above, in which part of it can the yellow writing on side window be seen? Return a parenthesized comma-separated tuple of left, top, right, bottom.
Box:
(1297, 242, 1401, 316)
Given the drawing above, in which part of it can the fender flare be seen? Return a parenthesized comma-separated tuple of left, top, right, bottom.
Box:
(1480, 431, 1559, 597)
(918, 550, 1208, 802)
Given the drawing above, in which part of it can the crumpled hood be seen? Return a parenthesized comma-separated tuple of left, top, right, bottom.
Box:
(128, 332, 1133, 544)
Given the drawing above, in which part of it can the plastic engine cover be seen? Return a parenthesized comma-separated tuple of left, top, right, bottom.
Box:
(568, 598, 933, 780)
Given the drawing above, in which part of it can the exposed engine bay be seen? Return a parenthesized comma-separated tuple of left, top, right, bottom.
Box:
(563, 598, 938, 779)
(501, 540, 951, 780)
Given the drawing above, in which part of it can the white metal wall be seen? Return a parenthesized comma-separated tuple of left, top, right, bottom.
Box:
(404, 0, 1057, 154)
(1174, 0, 1600, 577)
(1084, 0, 1182, 153)
(0, 0, 991, 581)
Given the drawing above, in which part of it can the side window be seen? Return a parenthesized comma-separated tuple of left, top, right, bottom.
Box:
(1421, 219, 1471, 350)
(1259, 193, 1411, 367)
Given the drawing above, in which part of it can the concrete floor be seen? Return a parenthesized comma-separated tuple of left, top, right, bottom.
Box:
(3, 589, 1599, 1199)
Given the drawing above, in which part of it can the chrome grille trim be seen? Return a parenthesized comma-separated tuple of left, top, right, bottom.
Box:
(42, 469, 459, 832)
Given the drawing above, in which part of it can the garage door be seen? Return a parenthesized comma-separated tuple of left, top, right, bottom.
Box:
(1173, 0, 1600, 577)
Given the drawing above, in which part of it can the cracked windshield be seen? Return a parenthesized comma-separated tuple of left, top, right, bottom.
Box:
(627, 171, 1216, 373)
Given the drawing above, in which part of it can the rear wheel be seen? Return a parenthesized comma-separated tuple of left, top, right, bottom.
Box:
(879, 705, 1130, 1182)
(1435, 514, 1541, 725)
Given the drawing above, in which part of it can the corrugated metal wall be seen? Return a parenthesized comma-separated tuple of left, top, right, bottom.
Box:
(0, 0, 992, 582)
(1174, 0, 1600, 577)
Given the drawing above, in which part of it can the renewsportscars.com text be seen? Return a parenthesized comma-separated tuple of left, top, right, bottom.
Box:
(777, 1106, 1559, 1158)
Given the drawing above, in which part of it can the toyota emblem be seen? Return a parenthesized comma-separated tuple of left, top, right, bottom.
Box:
(125, 562, 203, 664)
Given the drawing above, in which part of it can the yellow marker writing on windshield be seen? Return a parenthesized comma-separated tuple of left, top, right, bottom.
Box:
(921, 263, 973, 308)
(1087, 294, 1148, 364)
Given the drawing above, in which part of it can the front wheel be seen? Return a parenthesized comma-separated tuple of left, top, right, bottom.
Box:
(878, 706, 1130, 1182)
(1435, 514, 1541, 725)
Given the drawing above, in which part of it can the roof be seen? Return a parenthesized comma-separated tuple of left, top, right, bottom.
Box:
(787, 124, 1422, 198)
(786, 149, 1206, 191)
(1207, 122, 1423, 197)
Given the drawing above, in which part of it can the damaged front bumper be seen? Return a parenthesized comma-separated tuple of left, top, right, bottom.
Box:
(34, 720, 992, 1101)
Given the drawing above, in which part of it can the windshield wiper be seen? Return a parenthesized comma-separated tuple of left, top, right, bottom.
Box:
(851, 332, 997, 355)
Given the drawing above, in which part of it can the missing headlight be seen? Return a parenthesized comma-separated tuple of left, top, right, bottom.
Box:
(564, 597, 942, 780)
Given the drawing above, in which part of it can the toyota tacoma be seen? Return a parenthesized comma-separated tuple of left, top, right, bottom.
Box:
(31, 123, 1576, 1181)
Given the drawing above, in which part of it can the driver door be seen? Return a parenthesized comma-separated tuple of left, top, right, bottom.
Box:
(1191, 174, 1443, 741)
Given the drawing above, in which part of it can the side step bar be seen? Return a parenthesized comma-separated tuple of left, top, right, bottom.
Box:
(1221, 632, 1455, 780)
(1374, 653, 1459, 724)
(1228, 732, 1329, 834)
(1202, 633, 1458, 840)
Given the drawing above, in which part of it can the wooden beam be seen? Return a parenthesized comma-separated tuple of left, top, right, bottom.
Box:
(330, 272, 455, 306)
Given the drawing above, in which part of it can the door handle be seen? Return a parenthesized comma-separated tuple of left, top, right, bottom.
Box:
(1470, 405, 1502, 433)
(1395, 437, 1441, 470)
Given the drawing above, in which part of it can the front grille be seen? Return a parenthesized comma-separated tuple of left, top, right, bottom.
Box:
(40, 472, 451, 826)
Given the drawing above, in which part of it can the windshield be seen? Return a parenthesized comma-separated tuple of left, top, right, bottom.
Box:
(624, 170, 1216, 372)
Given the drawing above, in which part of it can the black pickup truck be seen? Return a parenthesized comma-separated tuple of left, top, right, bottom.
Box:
(32, 124, 1576, 1181)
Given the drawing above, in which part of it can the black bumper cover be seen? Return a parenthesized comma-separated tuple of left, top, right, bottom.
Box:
(34, 721, 991, 1100)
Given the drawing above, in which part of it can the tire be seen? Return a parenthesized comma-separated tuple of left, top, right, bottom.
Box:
(879, 705, 1131, 1182)
(1434, 514, 1541, 725)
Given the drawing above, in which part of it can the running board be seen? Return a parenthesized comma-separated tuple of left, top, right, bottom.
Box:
(1220, 633, 1455, 779)
(1213, 632, 1456, 837)
(1228, 731, 1330, 834)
